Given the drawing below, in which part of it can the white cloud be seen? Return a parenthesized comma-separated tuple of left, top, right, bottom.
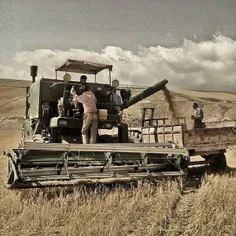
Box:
(0, 64, 15, 77)
(1, 33, 236, 91)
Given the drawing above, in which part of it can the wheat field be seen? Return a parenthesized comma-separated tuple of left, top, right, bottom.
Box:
(1, 79, 236, 235)
(0, 156, 235, 236)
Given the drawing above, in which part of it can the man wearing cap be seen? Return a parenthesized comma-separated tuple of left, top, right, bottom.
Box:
(71, 85, 98, 144)
(191, 102, 204, 128)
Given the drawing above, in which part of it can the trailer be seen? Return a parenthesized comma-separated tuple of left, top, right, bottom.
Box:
(129, 108, 236, 171)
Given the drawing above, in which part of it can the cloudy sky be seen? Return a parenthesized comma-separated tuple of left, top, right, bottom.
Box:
(0, 0, 236, 91)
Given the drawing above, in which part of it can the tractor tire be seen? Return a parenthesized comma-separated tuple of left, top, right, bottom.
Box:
(209, 153, 227, 172)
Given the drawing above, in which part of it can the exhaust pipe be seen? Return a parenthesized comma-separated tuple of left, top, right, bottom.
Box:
(30, 65, 38, 83)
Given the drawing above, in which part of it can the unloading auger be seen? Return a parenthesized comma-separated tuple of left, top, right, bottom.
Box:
(5, 59, 189, 188)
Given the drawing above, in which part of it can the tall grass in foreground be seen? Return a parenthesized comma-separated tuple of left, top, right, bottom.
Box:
(166, 174, 236, 236)
(1, 156, 236, 236)
(0, 157, 180, 236)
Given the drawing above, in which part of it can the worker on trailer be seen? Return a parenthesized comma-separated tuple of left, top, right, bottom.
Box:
(71, 85, 98, 144)
(191, 102, 204, 128)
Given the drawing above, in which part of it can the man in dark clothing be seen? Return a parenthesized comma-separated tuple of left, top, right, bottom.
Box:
(80, 75, 87, 83)
(191, 102, 204, 128)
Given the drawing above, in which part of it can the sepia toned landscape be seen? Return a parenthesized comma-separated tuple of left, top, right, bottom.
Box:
(1, 0, 236, 235)
(0, 78, 236, 235)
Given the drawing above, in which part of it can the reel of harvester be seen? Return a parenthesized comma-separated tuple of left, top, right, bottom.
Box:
(6, 142, 189, 189)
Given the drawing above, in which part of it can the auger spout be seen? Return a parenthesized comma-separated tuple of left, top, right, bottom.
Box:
(122, 79, 168, 109)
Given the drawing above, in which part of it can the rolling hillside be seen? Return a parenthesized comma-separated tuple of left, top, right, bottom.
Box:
(1, 78, 236, 152)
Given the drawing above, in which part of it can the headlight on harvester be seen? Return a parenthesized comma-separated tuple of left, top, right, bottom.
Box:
(112, 79, 120, 88)
(63, 73, 71, 83)
(58, 119, 68, 126)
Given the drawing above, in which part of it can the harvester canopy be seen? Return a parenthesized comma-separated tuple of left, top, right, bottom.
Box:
(55, 59, 113, 74)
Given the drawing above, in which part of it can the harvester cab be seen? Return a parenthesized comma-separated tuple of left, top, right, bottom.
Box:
(26, 60, 126, 143)
(6, 59, 190, 189)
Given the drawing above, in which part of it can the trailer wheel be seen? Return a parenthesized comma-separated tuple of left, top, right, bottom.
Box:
(209, 153, 227, 172)
(118, 124, 128, 143)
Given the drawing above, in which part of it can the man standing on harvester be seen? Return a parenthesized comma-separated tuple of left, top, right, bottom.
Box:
(80, 75, 87, 83)
(71, 85, 98, 144)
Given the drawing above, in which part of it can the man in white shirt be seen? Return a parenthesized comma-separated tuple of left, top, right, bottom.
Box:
(71, 85, 98, 144)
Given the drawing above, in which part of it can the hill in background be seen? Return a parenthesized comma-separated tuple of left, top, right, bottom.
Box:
(1, 78, 236, 150)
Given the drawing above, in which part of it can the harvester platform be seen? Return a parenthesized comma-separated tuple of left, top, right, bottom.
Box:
(6, 142, 189, 189)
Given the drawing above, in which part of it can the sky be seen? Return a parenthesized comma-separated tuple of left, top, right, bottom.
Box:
(0, 0, 236, 91)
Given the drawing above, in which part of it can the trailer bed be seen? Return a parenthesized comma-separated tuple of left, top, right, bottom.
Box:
(138, 121, 236, 156)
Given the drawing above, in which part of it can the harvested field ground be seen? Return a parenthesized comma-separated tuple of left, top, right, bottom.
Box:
(0, 79, 236, 235)
(0, 156, 235, 236)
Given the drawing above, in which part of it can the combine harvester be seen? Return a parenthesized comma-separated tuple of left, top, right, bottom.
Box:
(5, 59, 189, 189)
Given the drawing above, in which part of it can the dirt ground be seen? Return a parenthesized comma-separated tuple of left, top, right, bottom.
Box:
(0, 79, 30, 150)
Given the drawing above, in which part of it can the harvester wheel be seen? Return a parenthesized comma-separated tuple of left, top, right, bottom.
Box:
(51, 128, 59, 143)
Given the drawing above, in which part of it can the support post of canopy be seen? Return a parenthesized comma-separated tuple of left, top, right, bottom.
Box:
(109, 70, 111, 85)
